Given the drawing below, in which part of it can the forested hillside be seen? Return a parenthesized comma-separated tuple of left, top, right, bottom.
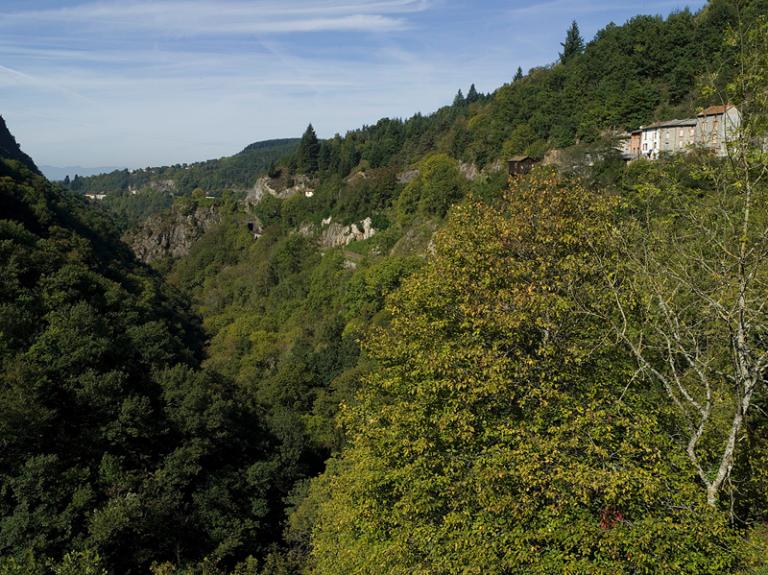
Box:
(72, 139, 299, 230)
(0, 133, 302, 574)
(74, 139, 299, 196)
(2, 1, 768, 574)
(0, 117, 40, 176)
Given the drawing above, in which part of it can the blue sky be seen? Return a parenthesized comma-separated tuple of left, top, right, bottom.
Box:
(0, 0, 707, 168)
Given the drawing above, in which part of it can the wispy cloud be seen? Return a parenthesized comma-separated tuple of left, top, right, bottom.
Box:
(0, 0, 431, 35)
(0, 63, 95, 103)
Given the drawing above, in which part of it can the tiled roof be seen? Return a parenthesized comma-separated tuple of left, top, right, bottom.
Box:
(661, 118, 698, 127)
(645, 118, 698, 129)
(698, 104, 733, 116)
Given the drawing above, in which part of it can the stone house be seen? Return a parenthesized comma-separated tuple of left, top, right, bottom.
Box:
(619, 130, 643, 160)
(628, 129, 642, 159)
(624, 105, 741, 162)
(695, 104, 741, 157)
(658, 118, 698, 155)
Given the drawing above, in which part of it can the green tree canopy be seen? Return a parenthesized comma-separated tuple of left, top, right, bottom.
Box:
(395, 153, 466, 220)
(297, 124, 321, 174)
(0, 153, 280, 573)
(560, 20, 585, 63)
(309, 170, 742, 575)
(466, 83, 480, 103)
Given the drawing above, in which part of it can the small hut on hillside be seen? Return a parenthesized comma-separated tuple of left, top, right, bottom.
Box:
(508, 155, 536, 176)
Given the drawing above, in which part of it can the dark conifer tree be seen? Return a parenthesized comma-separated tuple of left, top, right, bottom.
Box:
(297, 123, 320, 174)
(453, 89, 465, 107)
(63, 174, 71, 187)
(514, 66, 524, 81)
(466, 83, 480, 103)
(560, 20, 585, 63)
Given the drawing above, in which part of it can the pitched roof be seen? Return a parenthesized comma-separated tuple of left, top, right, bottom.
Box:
(657, 118, 698, 128)
(671, 118, 697, 126)
(641, 117, 699, 131)
(698, 104, 734, 117)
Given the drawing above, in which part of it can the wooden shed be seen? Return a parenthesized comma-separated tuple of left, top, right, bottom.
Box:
(508, 155, 536, 176)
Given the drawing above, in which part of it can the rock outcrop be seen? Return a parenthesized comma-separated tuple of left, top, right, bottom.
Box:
(125, 204, 220, 263)
(300, 216, 377, 249)
(482, 159, 505, 174)
(397, 168, 420, 184)
(246, 174, 315, 205)
(459, 162, 480, 181)
(320, 217, 376, 248)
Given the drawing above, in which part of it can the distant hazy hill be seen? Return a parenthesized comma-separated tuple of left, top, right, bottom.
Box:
(40, 164, 125, 181)
(75, 138, 300, 196)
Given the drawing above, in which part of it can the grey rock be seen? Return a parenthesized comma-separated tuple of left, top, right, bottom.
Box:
(125, 204, 220, 263)
(397, 168, 420, 184)
(246, 174, 315, 205)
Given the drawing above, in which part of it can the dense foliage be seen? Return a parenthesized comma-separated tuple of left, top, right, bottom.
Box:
(308, 171, 746, 575)
(3, 2, 768, 574)
(0, 156, 288, 574)
(0, 117, 39, 176)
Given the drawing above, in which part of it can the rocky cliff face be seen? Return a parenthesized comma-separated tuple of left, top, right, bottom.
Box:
(319, 217, 376, 248)
(246, 173, 315, 205)
(458, 162, 480, 181)
(125, 203, 220, 263)
(128, 179, 176, 194)
(299, 216, 377, 249)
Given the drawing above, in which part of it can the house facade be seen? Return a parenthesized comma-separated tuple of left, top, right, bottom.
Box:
(695, 104, 741, 157)
(629, 130, 642, 157)
(640, 123, 662, 159)
(621, 130, 642, 159)
(658, 118, 697, 155)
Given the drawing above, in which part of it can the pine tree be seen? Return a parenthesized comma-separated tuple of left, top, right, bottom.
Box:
(297, 123, 320, 174)
(466, 83, 480, 104)
(453, 89, 465, 107)
(559, 20, 585, 64)
(514, 66, 523, 81)
(63, 174, 71, 187)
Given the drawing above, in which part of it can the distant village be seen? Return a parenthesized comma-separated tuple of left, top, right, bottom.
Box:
(505, 104, 741, 177)
(620, 104, 741, 160)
